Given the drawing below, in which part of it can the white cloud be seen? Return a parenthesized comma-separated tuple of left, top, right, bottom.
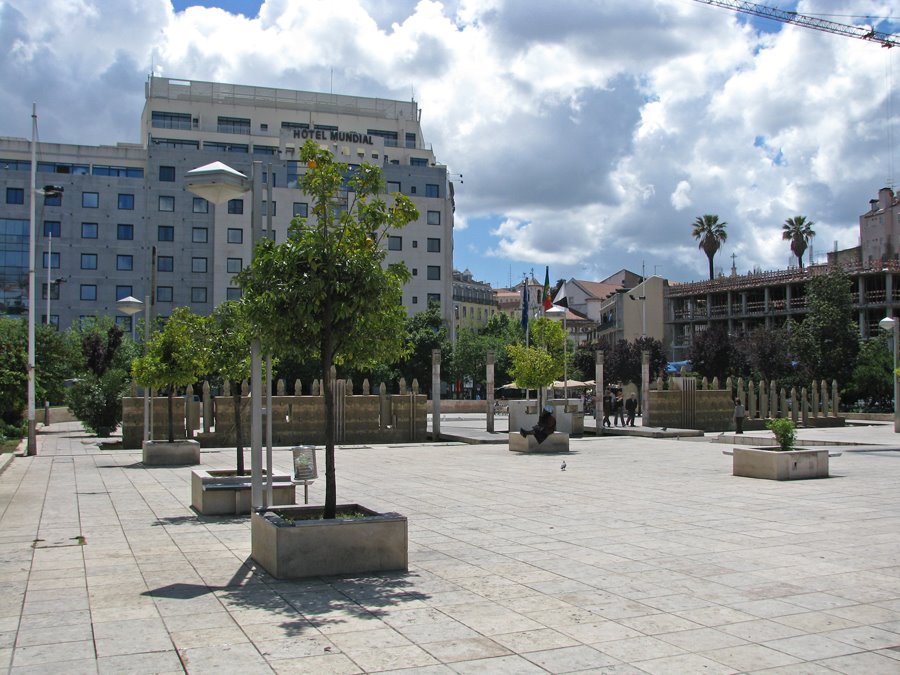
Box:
(0, 0, 895, 283)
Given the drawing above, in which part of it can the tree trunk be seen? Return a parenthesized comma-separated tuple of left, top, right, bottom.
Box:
(233, 384, 244, 474)
(167, 388, 175, 443)
(322, 295, 336, 520)
(707, 255, 715, 281)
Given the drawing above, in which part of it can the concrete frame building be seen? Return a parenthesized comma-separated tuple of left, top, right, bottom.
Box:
(0, 76, 456, 331)
(452, 269, 496, 335)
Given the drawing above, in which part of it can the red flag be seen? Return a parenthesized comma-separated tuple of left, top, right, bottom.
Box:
(542, 266, 552, 310)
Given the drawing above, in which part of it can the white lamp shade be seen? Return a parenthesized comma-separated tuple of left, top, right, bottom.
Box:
(185, 161, 250, 204)
(116, 296, 144, 316)
(879, 316, 896, 331)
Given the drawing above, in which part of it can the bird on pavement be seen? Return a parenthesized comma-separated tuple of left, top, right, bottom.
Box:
(560, 461, 567, 471)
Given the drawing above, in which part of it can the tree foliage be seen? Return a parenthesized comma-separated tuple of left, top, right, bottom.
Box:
(237, 140, 417, 519)
(847, 336, 893, 411)
(782, 215, 815, 269)
(688, 324, 732, 381)
(791, 268, 859, 385)
(692, 214, 727, 281)
(604, 337, 667, 385)
(395, 304, 449, 394)
(132, 307, 211, 442)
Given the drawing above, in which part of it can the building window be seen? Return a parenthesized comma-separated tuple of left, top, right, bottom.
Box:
(157, 256, 173, 272)
(116, 285, 133, 301)
(293, 202, 308, 218)
(118, 193, 134, 210)
(427, 266, 441, 280)
(151, 111, 191, 130)
(192, 197, 208, 214)
(117, 255, 133, 271)
(81, 222, 98, 239)
(426, 184, 439, 198)
(157, 286, 173, 302)
(93, 165, 143, 178)
(388, 236, 402, 251)
(262, 201, 276, 216)
(412, 240, 418, 248)
(226, 287, 242, 301)
(80, 284, 97, 301)
(44, 191, 62, 206)
(81, 253, 97, 270)
(412, 268, 418, 276)
(192, 227, 208, 243)
(410, 157, 428, 166)
(117, 224, 134, 240)
(427, 238, 441, 253)
(406, 132, 417, 149)
(43, 252, 60, 269)
(159, 165, 175, 182)
(412, 296, 418, 304)
(41, 283, 60, 301)
(427, 293, 441, 306)
(227, 199, 243, 214)
(191, 287, 208, 303)
(217, 116, 250, 134)
(227, 228, 243, 244)
(82, 192, 99, 208)
(6, 188, 24, 204)
(427, 210, 441, 225)
(43, 221, 61, 238)
(227, 257, 242, 274)
(191, 257, 207, 273)
(158, 195, 175, 212)
(387, 181, 401, 193)
(158, 226, 174, 241)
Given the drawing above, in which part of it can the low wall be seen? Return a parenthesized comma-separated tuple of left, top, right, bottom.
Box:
(647, 390, 733, 431)
(432, 400, 487, 414)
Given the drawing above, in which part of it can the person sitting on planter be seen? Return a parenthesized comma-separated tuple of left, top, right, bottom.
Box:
(520, 404, 557, 444)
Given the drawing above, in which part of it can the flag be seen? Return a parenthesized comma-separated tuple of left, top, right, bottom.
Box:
(542, 266, 552, 311)
(521, 281, 529, 333)
(553, 280, 568, 308)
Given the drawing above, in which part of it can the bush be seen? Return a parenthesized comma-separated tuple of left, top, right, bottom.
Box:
(66, 369, 130, 437)
(766, 418, 796, 451)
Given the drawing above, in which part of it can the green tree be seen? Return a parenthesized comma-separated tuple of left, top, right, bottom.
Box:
(692, 214, 728, 281)
(605, 337, 667, 385)
(507, 317, 566, 406)
(132, 308, 211, 443)
(480, 313, 523, 385)
(791, 268, 859, 385)
(36, 323, 81, 406)
(688, 324, 732, 381)
(238, 140, 417, 519)
(0, 319, 27, 431)
(396, 304, 450, 395)
(206, 301, 253, 473)
(66, 322, 133, 437)
(782, 215, 816, 269)
(848, 336, 892, 410)
(733, 324, 795, 382)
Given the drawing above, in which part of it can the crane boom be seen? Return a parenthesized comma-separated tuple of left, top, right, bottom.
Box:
(693, 0, 898, 48)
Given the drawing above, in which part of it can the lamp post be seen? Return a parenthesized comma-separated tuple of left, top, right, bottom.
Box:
(547, 305, 568, 401)
(116, 296, 143, 342)
(879, 315, 900, 433)
(186, 160, 264, 509)
(629, 293, 647, 337)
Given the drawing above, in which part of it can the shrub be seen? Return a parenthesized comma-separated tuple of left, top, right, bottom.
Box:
(66, 369, 130, 437)
(766, 417, 796, 451)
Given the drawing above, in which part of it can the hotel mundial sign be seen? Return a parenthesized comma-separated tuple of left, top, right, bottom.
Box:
(288, 128, 375, 145)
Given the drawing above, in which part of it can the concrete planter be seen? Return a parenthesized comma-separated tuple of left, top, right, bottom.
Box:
(251, 504, 408, 579)
(733, 447, 829, 480)
(142, 439, 200, 466)
(508, 432, 570, 453)
(191, 469, 296, 516)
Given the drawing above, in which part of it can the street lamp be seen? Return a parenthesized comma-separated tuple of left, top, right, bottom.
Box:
(628, 293, 647, 337)
(879, 315, 900, 432)
(116, 296, 143, 341)
(185, 160, 265, 509)
(547, 305, 568, 401)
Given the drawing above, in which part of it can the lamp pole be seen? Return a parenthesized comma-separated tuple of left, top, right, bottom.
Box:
(26, 104, 38, 456)
(186, 160, 264, 509)
(879, 316, 900, 433)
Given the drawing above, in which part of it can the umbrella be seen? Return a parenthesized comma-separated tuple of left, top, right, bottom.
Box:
(552, 379, 587, 389)
(497, 382, 521, 390)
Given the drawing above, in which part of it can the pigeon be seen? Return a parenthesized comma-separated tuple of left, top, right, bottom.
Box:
(661, 427, 667, 431)
(560, 461, 567, 471)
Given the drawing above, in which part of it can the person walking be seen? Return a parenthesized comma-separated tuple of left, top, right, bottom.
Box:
(614, 391, 625, 427)
(600, 389, 612, 427)
(734, 397, 745, 434)
(625, 392, 638, 427)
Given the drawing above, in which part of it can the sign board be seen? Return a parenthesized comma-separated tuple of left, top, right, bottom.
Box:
(291, 446, 318, 483)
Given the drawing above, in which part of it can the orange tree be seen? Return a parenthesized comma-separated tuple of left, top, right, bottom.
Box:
(237, 140, 417, 519)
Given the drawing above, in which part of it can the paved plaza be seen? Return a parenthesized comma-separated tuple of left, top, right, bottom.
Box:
(1, 420, 900, 673)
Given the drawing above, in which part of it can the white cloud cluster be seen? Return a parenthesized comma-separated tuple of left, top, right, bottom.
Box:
(0, 0, 895, 284)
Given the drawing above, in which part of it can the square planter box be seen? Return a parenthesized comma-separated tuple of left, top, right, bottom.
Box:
(733, 447, 829, 480)
(251, 504, 408, 579)
(508, 431, 570, 453)
(191, 469, 296, 516)
(142, 439, 200, 466)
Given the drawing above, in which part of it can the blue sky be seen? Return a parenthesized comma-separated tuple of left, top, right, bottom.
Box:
(2, 0, 897, 288)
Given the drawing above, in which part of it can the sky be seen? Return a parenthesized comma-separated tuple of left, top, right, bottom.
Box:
(0, 0, 897, 289)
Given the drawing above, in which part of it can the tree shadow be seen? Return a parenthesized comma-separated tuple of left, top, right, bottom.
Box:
(141, 556, 431, 637)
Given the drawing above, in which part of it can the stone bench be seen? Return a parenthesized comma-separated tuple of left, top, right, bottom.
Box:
(509, 431, 570, 453)
(191, 470, 296, 516)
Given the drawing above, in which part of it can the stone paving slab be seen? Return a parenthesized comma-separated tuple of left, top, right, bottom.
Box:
(0, 421, 899, 673)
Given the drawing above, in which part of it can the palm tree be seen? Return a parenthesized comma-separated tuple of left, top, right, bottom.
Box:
(782, 215, 815, 269)
(692, 214, 728, 281)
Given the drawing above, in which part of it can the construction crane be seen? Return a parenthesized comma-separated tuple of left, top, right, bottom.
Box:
(693, 0, 898, 48)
